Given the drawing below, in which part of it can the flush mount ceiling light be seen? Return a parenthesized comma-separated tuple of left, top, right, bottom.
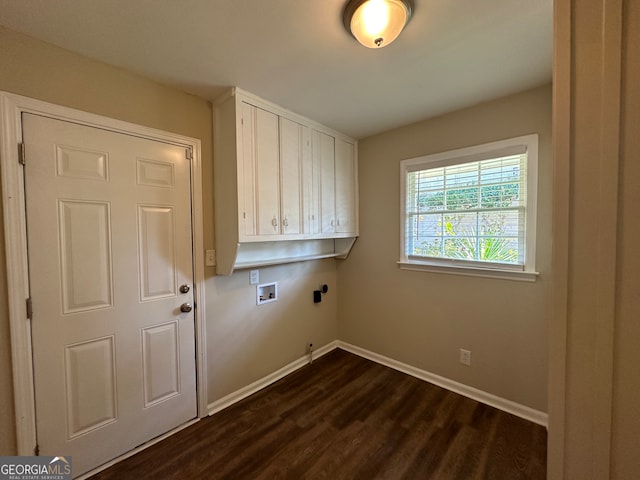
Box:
(343, 0, 414, 48)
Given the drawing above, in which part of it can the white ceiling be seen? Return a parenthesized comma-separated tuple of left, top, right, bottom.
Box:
(0, 0, 552, 139)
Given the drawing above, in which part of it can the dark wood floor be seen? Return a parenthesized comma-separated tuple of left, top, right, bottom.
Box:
(90, 349, 546, 479)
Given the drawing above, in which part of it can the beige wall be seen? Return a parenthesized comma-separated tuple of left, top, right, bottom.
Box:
(0, 26, 339, 454)
(207, 260, 338, 401)
(338, 85, 552, 412)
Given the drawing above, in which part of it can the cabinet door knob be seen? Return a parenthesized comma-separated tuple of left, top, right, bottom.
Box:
(271, 217, 278, 227)
(283, 218, 289, 227)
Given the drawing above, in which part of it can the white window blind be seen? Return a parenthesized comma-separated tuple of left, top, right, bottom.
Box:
(399, 135, 538, 279)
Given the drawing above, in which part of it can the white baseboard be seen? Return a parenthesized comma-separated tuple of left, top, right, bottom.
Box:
(207, 340, 339, 416)
(337, 341, 548, 427)
(207, 339, 547, 428)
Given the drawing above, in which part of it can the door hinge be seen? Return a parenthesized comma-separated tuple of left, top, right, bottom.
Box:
(185, 148, 193, 161)
(26, 297, 33, 320)
(18, 143, 25, 165)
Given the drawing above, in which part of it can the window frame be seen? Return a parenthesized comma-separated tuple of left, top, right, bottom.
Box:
(398, 134, 539, 282)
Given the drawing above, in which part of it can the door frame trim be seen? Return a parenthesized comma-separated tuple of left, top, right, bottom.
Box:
(0, 91, 208, 455)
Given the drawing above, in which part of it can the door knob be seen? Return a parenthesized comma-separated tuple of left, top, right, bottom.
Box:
(180, 303, 192, 313)
(180, 284, 190, 294)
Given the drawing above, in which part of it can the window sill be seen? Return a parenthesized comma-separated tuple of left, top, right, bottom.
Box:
(397, 260, 539, 282)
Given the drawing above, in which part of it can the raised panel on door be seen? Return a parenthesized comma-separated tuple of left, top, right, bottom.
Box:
(58, 199, 113, 314)
(137, 205, 177, 301)
(253, 107, 280, 235)
(142, 322, 180, 407)
(279, 117, 308, 235)
(64, 336, 117, 438)
(313, 130, 336, 234)
(335, 138, 357, 234)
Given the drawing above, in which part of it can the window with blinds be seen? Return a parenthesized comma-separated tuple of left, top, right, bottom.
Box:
(399, 135, 538, 279)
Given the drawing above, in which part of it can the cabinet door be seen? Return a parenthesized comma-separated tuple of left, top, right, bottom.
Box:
(279, 118, 308, 235)
(335, 138, 357, 234)
(313, 130, 336, 234)
(302, 129, 316, 235)
(253, 107, 280, 235)
(240, 102, 257, 237)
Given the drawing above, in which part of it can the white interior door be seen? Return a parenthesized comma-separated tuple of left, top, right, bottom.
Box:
(23, 113, 197, 476)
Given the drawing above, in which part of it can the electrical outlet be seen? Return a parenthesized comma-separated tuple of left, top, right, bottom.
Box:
(205, 249, 216, 267)
(250, 269, 259, 285)
(307, 342, 314, 364)
(460, 348, 471, 366)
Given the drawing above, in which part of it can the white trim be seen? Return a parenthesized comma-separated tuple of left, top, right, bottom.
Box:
(397, 260, 539, 282)
(188, 138, 208, 418)
(399, 134, 539, 278)
(0, 91, 208, 454)
(337, 341, 548, 427)
(0, 93, 35, 455)
(207, 341, 339, 416)
(206, 339, 547, 428)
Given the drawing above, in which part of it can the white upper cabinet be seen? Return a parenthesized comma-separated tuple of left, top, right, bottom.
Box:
(279, 117, 308, 236)
(253, 107, 280, 236)
(239, 104, 309, 239)
(335, 138, 358, 235)
(214, 88, 358, 274)
(313, 130, 336, 235)
(239, 101, 257, 237)
(312, 130, 358, 237)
